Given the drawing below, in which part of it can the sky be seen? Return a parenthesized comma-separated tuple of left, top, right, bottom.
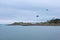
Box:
(0, 0, 60, 24)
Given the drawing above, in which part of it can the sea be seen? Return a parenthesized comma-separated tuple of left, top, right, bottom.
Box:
(0, 24, 60, 40)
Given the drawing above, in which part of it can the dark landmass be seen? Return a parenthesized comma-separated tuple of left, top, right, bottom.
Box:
(9, 18, 60, 26)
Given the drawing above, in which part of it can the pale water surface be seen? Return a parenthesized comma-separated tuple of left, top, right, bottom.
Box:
(0, 25, 60, 40)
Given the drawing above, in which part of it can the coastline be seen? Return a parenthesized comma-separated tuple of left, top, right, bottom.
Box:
(9, 23, 60, 26)
(8, 18, 60, 26)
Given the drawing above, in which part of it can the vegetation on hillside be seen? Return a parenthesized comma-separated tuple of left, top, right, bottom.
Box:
(47, 18, 60, 24)
(10, 18, 60, 26)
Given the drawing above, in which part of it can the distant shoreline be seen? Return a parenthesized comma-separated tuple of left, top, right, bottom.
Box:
(8, 18, 60, 26)
(8, 22, 60, 26)
(9, 23, 60, 26)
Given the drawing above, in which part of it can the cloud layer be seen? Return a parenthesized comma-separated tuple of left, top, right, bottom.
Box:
(0, 0, 60, 24)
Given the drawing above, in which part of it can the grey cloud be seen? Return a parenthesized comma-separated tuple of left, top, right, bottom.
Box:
(0, 0, 60, 23)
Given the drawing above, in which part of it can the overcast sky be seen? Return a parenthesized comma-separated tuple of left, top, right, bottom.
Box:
(0, 0, 60, 24)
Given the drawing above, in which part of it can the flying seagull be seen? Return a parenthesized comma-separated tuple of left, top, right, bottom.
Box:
(46, 9, 48, 11)
(36, 15, 39, 17)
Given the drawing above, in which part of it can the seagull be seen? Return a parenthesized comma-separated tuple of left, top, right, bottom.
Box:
(36, 15, 39, 17)
(46, 9, 48, 11)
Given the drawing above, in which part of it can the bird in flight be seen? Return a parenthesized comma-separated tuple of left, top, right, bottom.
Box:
(36, 15, 39, 17)
(46, 9, 48, 11)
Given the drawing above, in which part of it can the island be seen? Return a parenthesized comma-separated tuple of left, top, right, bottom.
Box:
(9, 18, 60, 26)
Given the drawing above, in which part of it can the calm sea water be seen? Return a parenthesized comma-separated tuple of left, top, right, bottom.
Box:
(0, 25, 60, 40)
